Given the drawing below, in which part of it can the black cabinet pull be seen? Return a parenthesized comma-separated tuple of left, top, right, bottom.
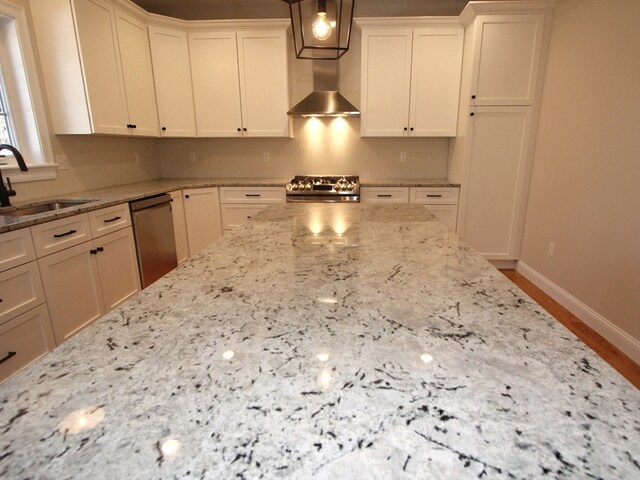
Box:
(471, 94, 476, 99)
(184, 194, 190, 199)
(162, 127, 167, 131)
(0, 351, 16, 364)
(90, 249, 97, 255)
(53, 229, 77, 238)
(410, 127, 414, 131)
(126, 124, 133, 128)
(245, 194, 260, 197)
(103, 216, 121, 223)
(132, 124, 137, 129)
(246, 216, 251, 219)
(403, 127, 408, 131)
(237, 128, 241, 132)
(243, 128, 247, 131)
(426, 194, 442, 198)
(377, 194, 392, 198)
(96, 246, 104, 252)
(470, 112, 475, 117)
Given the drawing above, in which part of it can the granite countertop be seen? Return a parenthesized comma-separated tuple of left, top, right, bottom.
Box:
(0, 177, 457, 234)
(0, 203, 637, 479)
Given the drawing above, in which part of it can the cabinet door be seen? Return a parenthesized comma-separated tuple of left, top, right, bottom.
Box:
(470, 14, 545, 106)
(459, 106, 533, 259)
(0, 305, 55, 384)
(361, 29, 413, 137)
(183, 188, 222, 256)
(237, 31, 290, 137)
(38, 242, 104, 344)
(71, 0, 128, 134)
(94, 228, 140, 312)
(170, 191, 190, 264)
(115, 8, 159, 136)
(148, 26, 197, 137)
(189, 31, 243, 137)
(409, 28, 463, 136)
(0, 262, 45, 326)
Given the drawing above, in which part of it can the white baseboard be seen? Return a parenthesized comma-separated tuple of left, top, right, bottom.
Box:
(516, 261, 640, 365)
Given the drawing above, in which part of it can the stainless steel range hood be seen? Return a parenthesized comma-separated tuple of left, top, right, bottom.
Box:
(287, 61, 360, 117)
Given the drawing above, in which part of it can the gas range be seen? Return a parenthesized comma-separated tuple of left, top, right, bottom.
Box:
(286, 175, 360, 203)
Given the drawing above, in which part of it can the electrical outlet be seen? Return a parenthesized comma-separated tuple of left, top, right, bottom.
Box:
(400, 152, 407, 162)
(263, 152, 270, 163)
(55, 154, 70, 171)
(548, 242, 555, 256)
(189, 152, 197, 163)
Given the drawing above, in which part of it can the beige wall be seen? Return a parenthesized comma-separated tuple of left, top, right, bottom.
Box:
(521, 0, 640, 342)
(159, 120, 449, 180)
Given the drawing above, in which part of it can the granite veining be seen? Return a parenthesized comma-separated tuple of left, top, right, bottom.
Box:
(0, 204, 638, 479)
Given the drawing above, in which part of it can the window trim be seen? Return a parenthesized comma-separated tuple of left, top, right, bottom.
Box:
(0, 0, 55, 183)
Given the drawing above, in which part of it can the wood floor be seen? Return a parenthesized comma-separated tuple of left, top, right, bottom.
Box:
(499, 269, 640, 389)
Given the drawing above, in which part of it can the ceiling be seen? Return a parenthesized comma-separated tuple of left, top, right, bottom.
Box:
(129, 0, 473, 20)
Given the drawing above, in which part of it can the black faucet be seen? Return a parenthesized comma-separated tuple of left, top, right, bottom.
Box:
(0, 144, 29, 207)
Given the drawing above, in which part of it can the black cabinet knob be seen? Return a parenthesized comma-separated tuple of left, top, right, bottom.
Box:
(90, 249, 97, 255)
(243, 128, 247, 131)
(96, 246, 104, 252)
(132, 124, 137, 129)
(403, 127, 408, 131)
(237, 128, 241, 132)
(185, 194, 190, 199)
(162, 127, 167, 131)
(471, 95, 476, 99)
(470, 112, 475, 117)
(410, 127, 414, 131)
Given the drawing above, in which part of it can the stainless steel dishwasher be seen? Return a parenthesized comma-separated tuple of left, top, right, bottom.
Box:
(130, 194, 177, 288)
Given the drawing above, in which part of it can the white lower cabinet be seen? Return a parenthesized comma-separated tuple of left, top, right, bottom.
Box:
(38, 241, 104, 344)
(360, 187, 410, 203)
(0, 304, 55, 383)
(410, 187, 460, 231)
(219, 187, 285, 232)
(182, 187, 222, 255)
(170, 190, 190, 264)
(33, 206, 140, 344)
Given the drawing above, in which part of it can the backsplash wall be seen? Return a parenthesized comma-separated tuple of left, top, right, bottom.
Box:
(159, 117, 450, 179)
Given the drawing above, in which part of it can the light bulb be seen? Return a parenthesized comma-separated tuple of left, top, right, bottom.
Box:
(312, 13, 332, 41)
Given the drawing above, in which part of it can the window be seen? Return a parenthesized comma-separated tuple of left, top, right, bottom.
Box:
(0, 1, 55, 182)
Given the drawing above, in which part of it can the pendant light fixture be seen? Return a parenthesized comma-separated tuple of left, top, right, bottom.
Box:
(282, 0, 355, 60)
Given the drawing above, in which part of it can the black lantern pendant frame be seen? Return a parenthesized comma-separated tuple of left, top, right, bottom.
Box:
(282, 0, 355, 60)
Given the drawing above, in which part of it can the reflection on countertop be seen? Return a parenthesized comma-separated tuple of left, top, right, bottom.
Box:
(0, 203, 638, 479)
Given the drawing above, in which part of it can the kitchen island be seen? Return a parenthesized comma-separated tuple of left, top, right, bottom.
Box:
(0, 204, 638, 479)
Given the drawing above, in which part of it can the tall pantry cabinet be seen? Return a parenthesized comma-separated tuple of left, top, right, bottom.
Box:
(448, 1, 556, 262)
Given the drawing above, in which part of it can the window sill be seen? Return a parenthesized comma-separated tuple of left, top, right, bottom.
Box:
(0, 164, 58, 182)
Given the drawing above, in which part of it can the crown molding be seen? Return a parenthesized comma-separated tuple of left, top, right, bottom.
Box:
(460, 1, 558, 26)
(355, 16, 462, 29)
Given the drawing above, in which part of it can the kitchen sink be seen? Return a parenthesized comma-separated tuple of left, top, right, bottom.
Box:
(0, 199, 96, 217)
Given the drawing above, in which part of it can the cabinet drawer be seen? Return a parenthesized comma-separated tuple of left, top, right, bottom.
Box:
(0, 304, 55, 384)
(0, 262, 46, 326)
(221, 204, 269, 230)
(30, 213, 91, 257)
(219, 187, 285, 204)
(88, 203, 131, 238)
(410, 187, 459, 205)
(0, 229, 36, 272)
(361, 187, 409, 203)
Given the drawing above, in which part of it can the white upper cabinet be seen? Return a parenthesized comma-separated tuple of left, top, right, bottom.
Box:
(30, 0, 157, 135)
(190, 29, 290, 137)
(360, 20, 463, 137)
(237, 31, 290, 137)
(469, 14, 545, 106)
(189, 31, 243, 137)
(148, 26, 197, 137)
(114, 8, 159, 136)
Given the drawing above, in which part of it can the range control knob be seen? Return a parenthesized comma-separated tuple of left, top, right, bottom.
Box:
(305, 183, 312, 190)
(286, 183, 292, 191)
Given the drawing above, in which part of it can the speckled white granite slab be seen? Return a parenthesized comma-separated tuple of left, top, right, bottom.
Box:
(0, 204, 638, 479)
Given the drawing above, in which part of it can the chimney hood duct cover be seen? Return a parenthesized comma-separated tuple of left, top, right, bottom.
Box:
(287, 61, 359, 117)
